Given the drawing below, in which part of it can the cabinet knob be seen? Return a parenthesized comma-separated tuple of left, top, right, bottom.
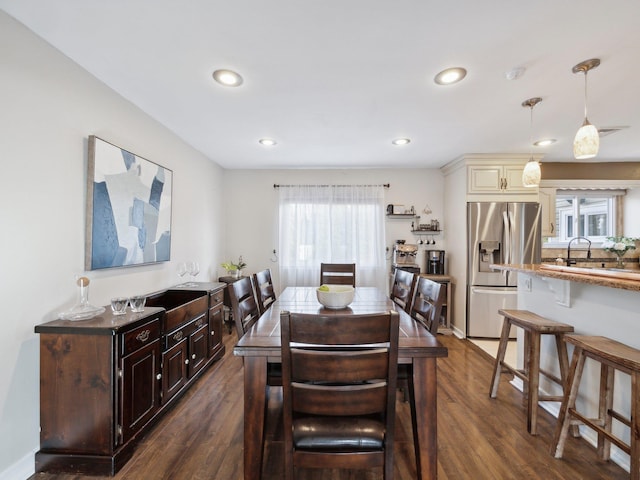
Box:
(211, 330, 215, 336)
(191, 353, 196, 359)
(185, 359, 189, 365)
(156, 374, 162, 380)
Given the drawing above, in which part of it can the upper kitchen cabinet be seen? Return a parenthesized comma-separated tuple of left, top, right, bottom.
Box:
(468, 164, 529, 193)
(538, 187, 556, 237)
(442, 154, 542, 202)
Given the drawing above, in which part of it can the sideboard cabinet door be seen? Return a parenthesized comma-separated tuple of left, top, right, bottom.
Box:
(120, 337, 161, 444)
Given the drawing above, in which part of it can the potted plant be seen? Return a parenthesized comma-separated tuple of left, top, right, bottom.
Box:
(221, 256, 247, 278)
(601, 236, 637, 268)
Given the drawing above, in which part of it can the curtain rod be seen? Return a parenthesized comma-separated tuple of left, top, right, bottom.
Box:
(273, 183, 389, 188)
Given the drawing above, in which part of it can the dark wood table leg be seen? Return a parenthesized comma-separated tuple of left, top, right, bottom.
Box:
(411, 357, 438, 480)
(243, 356, 267, 480)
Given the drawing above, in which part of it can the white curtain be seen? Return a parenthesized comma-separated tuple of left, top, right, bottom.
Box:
(278, 184, 387, 290)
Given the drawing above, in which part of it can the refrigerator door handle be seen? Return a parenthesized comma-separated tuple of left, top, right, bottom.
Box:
(502, 210, 510, 264)
(502, 210, 510, 283)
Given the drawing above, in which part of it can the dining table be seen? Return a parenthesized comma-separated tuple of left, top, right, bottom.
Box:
(233, 286, 448, 480)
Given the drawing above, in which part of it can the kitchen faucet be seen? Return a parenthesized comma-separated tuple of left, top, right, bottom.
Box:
(566, 236, 592, 266)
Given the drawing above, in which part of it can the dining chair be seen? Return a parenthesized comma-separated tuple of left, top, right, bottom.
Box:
(228, 276, 261, 338)
(320, 262, 356, 286)
(410, 277, 445, 335)
(389, 268, 417, 313)
(229, 275, 281, 386)
(398, 276, 446, 402)
(280, 309, 399, 480)
(252, 268, 277, 315)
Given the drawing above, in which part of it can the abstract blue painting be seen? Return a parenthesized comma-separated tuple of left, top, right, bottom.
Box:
(85, 136, 172, 270)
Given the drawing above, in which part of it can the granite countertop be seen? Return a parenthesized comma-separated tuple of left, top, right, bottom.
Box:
(491, 263, 640, 292)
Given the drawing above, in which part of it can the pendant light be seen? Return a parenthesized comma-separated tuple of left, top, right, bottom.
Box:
(572, 58, 600, 159)
(521, 97, 542, 188)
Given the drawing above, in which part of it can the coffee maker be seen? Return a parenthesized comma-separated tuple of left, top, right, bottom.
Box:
(425, 250, 445, 275)
(392, 242, 420, 274)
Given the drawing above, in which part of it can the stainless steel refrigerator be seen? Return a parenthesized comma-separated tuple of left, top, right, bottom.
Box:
(467, 202, 541, 338)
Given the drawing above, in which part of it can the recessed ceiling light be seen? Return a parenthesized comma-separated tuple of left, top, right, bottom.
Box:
(259, 138, 277, 146)
(434, 67, 467, 85)
(533, 138, 557, 147)
(392, 138, 411, 146)
(212, 69, 243, 87)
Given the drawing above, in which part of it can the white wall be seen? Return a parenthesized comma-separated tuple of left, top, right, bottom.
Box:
(221, 169, 445, 293)
(0, 12, 225, 479)
(442, 162, 467, 336)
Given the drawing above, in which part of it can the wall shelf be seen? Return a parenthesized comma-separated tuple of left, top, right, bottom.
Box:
(411, 230, 441, 235)
(386, 214, 419, 219)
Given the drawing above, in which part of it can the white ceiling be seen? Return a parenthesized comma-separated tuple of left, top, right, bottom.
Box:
(2, 1, 639, 170)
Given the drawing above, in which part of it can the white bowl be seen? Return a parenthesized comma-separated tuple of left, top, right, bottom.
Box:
(316, 285, 355, 309)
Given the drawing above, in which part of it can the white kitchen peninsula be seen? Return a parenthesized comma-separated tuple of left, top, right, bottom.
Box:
(491, 264, 639, 474)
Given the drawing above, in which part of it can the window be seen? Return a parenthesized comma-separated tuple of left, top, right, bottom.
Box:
(546, 190, 623, 245)
(278, 185, 387, 290)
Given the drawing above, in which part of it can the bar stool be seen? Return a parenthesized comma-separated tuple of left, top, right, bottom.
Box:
(489, 309, 574, 435)
(551, 335, 640, 479)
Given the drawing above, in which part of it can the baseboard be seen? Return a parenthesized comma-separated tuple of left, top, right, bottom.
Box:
(0, 449, 35, 480)
(451, 325, 465, 338)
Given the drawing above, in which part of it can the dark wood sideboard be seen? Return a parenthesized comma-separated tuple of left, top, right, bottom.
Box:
(34, 282, 226, 476)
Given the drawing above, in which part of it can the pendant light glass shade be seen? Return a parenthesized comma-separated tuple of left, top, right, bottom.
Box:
(572, 59, 600, 160)
(521, 97, 542, 188)
(573, 119, 599, 159)
(522, 158, 541, 187)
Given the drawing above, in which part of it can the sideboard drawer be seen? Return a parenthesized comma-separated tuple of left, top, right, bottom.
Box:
(209, 288, 224, 307)
(122, 317, 161, 356)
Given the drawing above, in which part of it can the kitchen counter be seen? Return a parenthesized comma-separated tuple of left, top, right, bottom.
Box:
(490, 263, 640, 292)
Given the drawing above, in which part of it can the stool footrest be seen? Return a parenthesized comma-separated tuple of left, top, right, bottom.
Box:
(497, 362, 525, 381)
(568, 408, 631, 455)
(538, 395, 564, 402)
(609, 408, 631, 428)
(538, 368, 563, 386)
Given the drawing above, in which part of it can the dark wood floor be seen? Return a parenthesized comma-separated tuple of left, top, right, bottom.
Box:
(30, 329, 628, 480)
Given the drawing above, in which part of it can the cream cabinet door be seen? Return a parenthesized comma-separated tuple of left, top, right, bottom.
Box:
(467, 165, 503, 193)
(503, 165, 529, 192)
(539, 187, 556, 237)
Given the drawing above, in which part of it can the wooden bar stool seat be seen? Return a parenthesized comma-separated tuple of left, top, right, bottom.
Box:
(551, 335, 640, 479)
(489, 309, 574, 435)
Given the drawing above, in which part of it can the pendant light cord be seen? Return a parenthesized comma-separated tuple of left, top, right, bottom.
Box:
(583, 71, 589, 119)
(529, 103, 534, 151)
(529, 101, 537, 160)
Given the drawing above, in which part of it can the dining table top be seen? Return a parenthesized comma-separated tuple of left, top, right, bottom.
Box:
(234, 286, 448, 360)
